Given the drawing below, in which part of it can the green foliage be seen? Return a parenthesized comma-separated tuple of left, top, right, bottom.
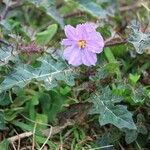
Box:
(128, 20, 150, 54)
(114, 84, 146, 105)
(104, 47, 116, 62)
(24, 0, 64, 28)
(96, 128, 122, 147)
(0, 111, 5, 130)
(129, 73, 141, 86)
(104, 47, 121, 79)
(39, 90, 66, 122)
(75, 0, 108, 18)
(0, 0, 150, 149)
(0, 140, 9, 150)
(0, 44, 17, 66)
(123, 114, 148, 144)
(35, 24, 58, 46)
(124, 129, 138, 144)
(59, 86, 71, 95)
(90, 62, 120, 83)
(4, 107, 23, 121)
(0, 92, 11, 106)
(90, 86, 136, 130)
(0, 54, 76, 93)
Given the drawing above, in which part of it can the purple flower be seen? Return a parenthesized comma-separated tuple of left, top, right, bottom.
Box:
(61, 23, 104, 66)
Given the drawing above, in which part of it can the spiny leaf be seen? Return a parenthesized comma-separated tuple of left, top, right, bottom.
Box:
(35, 24, 58, 46)
(0, 93, 11, 106)
(0, 44, 17, 66)
(0, 54, 76, 93)
(131, 86, 145, 104)
(76, 0, 108, 18)
(128, 20, 150, 54)
(123, 129, 138, 144)
(90, 87, 136, 130)
(89, 62, 120, 83)
(99, 105, 136, 129)
(24, 0, 64, 28)
(123, 114, 148, 144)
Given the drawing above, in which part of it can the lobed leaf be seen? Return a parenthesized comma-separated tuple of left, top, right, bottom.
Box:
(128, 20, 150, 54)
(0, 54, 76, 93)
(0, 44, 18, 66)
(76, 0, 108, 18)
(24, 0, 64, 28)
(90, 87, 136, 130)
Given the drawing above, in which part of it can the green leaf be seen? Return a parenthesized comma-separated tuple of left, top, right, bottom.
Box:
(24, 0, 64, 28)
(39, 90, 65, 122)
(0, 92, 11, 106)
(4, 107, 23, 121)
(35, 24, 58, 46)
(0, 111, 5, 130)
(36, 113, 48, 124)
(129, 73, 140, 86)
(96, 133, 111, 147)
(0, 140, 9, 150)
(35, 135, 57, 148)
(90, 62, 120, 82)
(48, 90, 65, 122)
(76, 0, 108, 18)
(27, 92, 40, 120)
(113, 84, 145, 105)
(130, 86, 145, 104)
(60, 86, 71, 95)
(0, 44, 18, 66)
(104, 47, 116, 63)
(97, 128, 121, 146)
(123, 129, 138, 144)
(100, 105, 136, 129)
(0, 19, 13, 31)
(0, 54, 76, 93)
(128, 20, 150, 54)
(104, 47, 121, 79)
(12, 120, 42, 135)
(90, 87, 136, 130)
(137, 114, 147, 135)
(123, 113, 148, 144)
(39, 92, 51, 116)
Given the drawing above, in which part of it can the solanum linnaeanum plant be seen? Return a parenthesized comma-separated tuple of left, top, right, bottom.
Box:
(0, 0, 150, 149)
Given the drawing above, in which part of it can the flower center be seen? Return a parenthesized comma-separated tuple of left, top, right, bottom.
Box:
(78, 40, 86, 49)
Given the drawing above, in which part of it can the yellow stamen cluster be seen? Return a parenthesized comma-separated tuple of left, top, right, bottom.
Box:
(78, 40, 86, 49)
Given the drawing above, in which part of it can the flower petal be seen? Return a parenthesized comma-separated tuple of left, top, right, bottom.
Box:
(84, 23, 96, 33)
(62, 23, 104, 66)
(61, 38, 76, 46)
(77, 23, 97, 40)
(64, 25, 77, 40)
(81, 49, 97, 66)
(63, 46, 82, 66)
(86, 39, 104, 53)
(76, 23, 104, 53)
(76, 24, 88, 40)
(88, 32, 104, 41)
